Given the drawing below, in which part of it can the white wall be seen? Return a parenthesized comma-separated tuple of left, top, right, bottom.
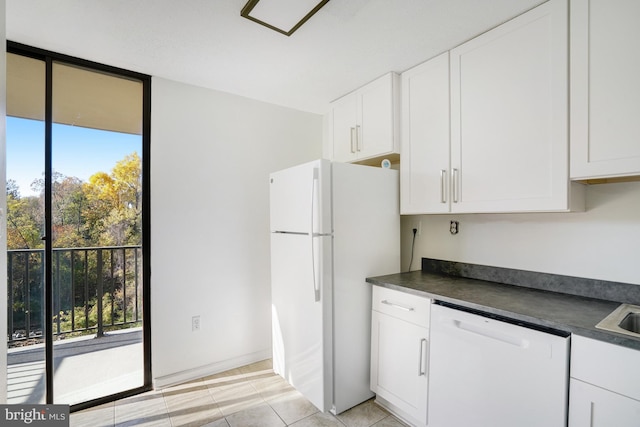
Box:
(402, 181, 640, 285)
(0, 0, 7, 403)
(150, 77, 322, 385)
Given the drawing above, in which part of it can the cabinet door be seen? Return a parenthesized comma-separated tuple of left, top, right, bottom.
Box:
(570, 0, 640, 179)
(569, 379, 640, 427)
(400, 52, 451, 214)
(371, 310, 428, 426)
(571, 335, 640, 402)
(332, 94, 358, 162)
(358, 73, 399, 160)
(450, 0, 569, 212)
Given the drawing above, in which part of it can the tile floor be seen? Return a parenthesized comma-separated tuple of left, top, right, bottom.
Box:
(70, 359, 408, 427)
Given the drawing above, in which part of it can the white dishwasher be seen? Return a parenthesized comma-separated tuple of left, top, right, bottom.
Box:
(429, 303, 570, 427)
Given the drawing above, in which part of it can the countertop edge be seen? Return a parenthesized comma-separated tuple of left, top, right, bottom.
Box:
(366, 273, 640, 352)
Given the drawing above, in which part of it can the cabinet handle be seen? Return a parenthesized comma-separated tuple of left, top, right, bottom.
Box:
(418, 338, 427, 376)
(381, 300, 414, 312)
(440, 169, 447, 203)
(350, 128, 356, 153)
(355, 125, 361, 152)
(452, 168, 459, 203)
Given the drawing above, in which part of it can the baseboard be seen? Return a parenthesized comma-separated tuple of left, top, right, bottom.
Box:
(153, 348, 271, 389)
(375, 395, 426, 427)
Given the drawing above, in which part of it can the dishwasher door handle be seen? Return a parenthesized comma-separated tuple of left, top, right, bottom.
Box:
(451, 319, 529, 348)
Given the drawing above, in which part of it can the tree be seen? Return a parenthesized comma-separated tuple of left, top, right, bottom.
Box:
(7, 179, 20, 199)
(83, 152, 142, 246)
(31, 171, 88, 248)
(6, 179, 43, 249)
(7, 152, 143, 344)
(6, 152, 142, 249)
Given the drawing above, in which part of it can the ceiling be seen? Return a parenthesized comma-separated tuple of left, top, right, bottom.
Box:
(7, 53, 144, 134)
(6, 0, 545, 115)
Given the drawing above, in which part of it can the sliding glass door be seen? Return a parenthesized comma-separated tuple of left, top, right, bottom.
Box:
(6, 43, 151, 409)
(6, 52, 47, 404)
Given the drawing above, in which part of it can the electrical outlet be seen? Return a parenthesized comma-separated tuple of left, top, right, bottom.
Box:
(450, 220, 459, 235)
(412, 220, 422, 236)
(192, 315, 201, 332)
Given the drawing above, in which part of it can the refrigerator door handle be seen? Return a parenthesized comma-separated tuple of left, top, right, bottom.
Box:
(311, 236, 321, 302)
(311, 168, 321, 302)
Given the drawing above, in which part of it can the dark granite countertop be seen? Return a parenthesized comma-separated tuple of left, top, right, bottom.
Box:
(366, 259, 640, 351)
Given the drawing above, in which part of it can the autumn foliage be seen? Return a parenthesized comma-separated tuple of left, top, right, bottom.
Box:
(7, 152, 142, 249)
(7, 152, 143, 342)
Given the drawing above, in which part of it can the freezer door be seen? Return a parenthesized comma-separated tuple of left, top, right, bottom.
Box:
(270, 159, 331, 234)
(271, 232, 333, 412)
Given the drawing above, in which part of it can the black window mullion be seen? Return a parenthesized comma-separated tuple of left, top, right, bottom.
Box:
(141, 62, 152, 389)
(44, 55, 54, 405)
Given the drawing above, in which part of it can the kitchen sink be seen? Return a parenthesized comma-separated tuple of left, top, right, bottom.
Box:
(619, 313, 640, 334)
(596, 304, 640, 338)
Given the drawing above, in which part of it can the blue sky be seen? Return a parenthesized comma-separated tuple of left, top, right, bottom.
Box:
(7, 116, 141, 197)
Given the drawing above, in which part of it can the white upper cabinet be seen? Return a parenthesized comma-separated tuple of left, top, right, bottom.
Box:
(401, 0, 583, 214)
(450, 0, 581, 212)
(330, 73, 400, 163)
(331, 93, 359, 162)
(400, 52, 450, 214)
(570, 0, 640, 180)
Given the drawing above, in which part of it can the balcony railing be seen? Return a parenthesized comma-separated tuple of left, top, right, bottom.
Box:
(7, 245, 142, 347)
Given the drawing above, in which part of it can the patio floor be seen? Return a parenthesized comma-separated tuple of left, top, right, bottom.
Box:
(7, 328, 144, 405)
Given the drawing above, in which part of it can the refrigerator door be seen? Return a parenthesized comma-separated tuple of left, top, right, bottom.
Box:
(270, 159, 331, 235)
(271, 231, 333, 412)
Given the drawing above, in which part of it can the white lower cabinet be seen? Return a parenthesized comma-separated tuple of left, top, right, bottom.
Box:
(569, 335, 640, 426)
(569, 379, 640, 427)
(370, 287, 429, 427)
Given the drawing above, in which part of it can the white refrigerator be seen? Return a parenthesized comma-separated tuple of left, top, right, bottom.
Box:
(270, 159, 399, 414)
